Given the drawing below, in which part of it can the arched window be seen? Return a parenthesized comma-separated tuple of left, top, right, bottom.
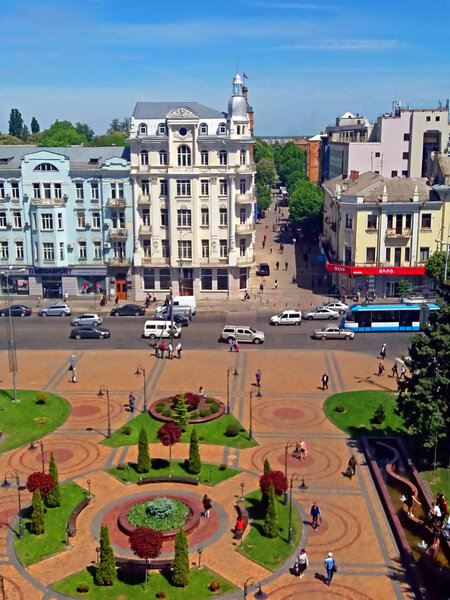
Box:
(200, 150, 209, 166)
(139, 123, 147, 135)
(158, 123, 166, 135)
(242, 126, 245, 134)
(140, 150, 149, 166)
(219, 150, 228, 166)
(178, 145, 191, 167)
(218, 123, 227, 135)
(240, 150, 246, 165)
(159, 150, 168, 166)
(236, 125, 241, 135)
(199, 123, 208, 135)
(34, 163, 58, 172)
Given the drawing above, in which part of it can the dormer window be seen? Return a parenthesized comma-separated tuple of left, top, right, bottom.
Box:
(200, 123, 208, 135)
(158, 123, 166, 135)
(219, 150, 228, 166)
(236, 125, 241, 135)
(34, 163, 58, 172)
(218, 123, 227, 135)
(242, 126, 245, 134)
(139, 123, 147, 135)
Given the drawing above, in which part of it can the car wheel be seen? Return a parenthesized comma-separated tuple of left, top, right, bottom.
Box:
(253, 338, 262, 344)
(149, 333, 156, 339)
(328, 316, 334, 320)
(321, 335, 326, 340)
(60, 312, 66, 317)
(73, 321, 79, 326)
(307, 315, 313, 320)
(113, 312, 119, 316)
(295, 321, 301, 326)
(93, 321, 98, 326)
(20, 312, 26, 317)
(135, 311, 140, 316)
(75, 334, 81, 340)
(274, 321, 280, 326)
(41, 312, 47, 317)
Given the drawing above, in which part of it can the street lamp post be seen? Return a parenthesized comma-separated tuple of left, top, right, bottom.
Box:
(226, 367, 232, 414)
(249, 389, 254, 441)
(436, 224, 450, 283)
(288, 473, 308, 544)
(284, 440, 297, 504)
(135, 364, 147, 413)
(97, 385, 111, 438)
(1, 472, 24, 539)
(1, 268, 25, 402)
(28, 439, 45, 473)
(197, 547, 203, 568)
(243, 577, 267, 600)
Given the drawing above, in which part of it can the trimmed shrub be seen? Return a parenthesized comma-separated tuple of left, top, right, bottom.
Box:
(210, 402, 220, 413)
(137, 427, 151, 473)
(259, 471, 288, 497)
(36, 392, 47, 404)
(33, 417, 50, 425)
(199, 408, 210, 418)
(198, 435, 205, 441)
(185, 392, 201, 410)
(163, 409, 172, 418)
(156, 405, 165, 414)
(45, 452, 61, 508)
(172, 528, 190, 587)
(190, 411, 199, 419)
(129, 527, 163, 561)
(30, 489, 45, 535)
(371, 403, 386, 425)
(263, 483, 279, 538)
(186, 428, 201, 474)
(205, 397, 214, 404)
(263, 458, 272, 473)
(121, 425, 132, 435)
(240, 427, 246, 432)
(173, 394, 190, 431)
(95, 524, 116, 586)
(209, 579, 221, 592)
(76, 582, 89, 593)
(225, 424, 239, 437)
(117, 462, 128, 470)
(156, 592, 167, 599)
(27, 472, 55, 496)
(219, 463, 227, 471)
(334, 404, 346, 413)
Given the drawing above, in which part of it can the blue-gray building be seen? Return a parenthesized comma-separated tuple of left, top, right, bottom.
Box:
(0, 146, 133, 298)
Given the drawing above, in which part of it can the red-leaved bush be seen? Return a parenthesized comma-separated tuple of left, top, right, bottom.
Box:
(129, 526, 163, 559)
(26, 472, 55, 495)
(157, 422, 182, 446)
(259, 471, 288, 497)
(184, 392, 201, 410)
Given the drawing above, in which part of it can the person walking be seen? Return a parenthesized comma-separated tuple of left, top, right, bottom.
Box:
(400, 366, 406, 379)
(296, 548, 309, 578)
(297, 439, 307, 461)
(380, 343, 387, 359)
(276, 261, 279, 270)
(260, 283, 264, 294)
(160, 341, 166, 359)
(128, 392, 136, 414)
(114, 297, 119, 307)
(324, 552, 336, 586)
(310, 502, 322, 531)
(274, 279, 279, 291)
(378, 362, 385, 376)
(270, 246, 273, 253)
(167, 342, 173, 359)
(347, 455, 357, 478)
(69, 354, 75, 371)
(256, 369, 262, 387)
(285, 261, 288, 271)
(321, 372, 329, 390)
(176, 342, 182, 359)
(202, 494, 212, 518)
(63, 290, 69, 302)
(391, 363, 399, 378)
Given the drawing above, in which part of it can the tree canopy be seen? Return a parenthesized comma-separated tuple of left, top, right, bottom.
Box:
(288, 178, 323, 226)
(108, 118, 130, 134)
(426, 251, 447, 285)
(253, 139, 274, 163)
(75, 122, 95, 142)
(274, 142, 306, 191)
(31, 117, 40, 134)
(40, 120, 89, 147)
(92, 132, 128, 147)
(256, 183, 272, 213)
(256, 157, 277, 188)
(9, 109, 24, 138)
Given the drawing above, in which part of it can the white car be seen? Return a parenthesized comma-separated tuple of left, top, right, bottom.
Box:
(270, 309, 302, 326)
(320, 301, 348, 314)
(71, 313, 103, 327)
(303, 307, 340, 320)
(312, 326, 355, 340)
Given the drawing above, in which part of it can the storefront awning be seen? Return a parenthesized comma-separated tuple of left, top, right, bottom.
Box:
(326, 262, 426, 276)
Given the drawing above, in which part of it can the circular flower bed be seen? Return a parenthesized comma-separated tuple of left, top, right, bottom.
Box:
(127, 497, 190, 531)
(149, 392, 225, 424)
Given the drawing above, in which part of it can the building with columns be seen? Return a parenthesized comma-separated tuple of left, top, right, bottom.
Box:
(129, 74, 255, 299)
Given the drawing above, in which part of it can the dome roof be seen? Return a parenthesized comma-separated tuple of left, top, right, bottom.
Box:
(233, 73, 243, 85)
(228, 96, 247, 120)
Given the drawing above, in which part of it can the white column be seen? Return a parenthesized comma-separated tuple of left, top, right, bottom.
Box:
(191, 178, 199, 263)
(209, 178, 219, 259)
(132, 179, 142, 267)
(150, 177, 161, 259)
(228, 176, 237, 266)
(411, 212, 419, 264)
(379, 213, 387, 263)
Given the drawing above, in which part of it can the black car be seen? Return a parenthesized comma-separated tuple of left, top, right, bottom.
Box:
(110, 304, 146, 317)
(155, 312, 189, 326)
(70, 326, 111, 339)
(0, 304, 32, 317)
(257, 262, 270, 276)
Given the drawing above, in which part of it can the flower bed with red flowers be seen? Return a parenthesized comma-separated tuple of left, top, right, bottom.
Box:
(149, 393, 225, 424)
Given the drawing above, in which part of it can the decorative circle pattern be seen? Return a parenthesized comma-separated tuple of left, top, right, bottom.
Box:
(271, 582, 375, 600)
(252, 399, 327, 430)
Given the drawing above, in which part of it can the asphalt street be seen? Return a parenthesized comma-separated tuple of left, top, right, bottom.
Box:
(0, 311, 412, 358)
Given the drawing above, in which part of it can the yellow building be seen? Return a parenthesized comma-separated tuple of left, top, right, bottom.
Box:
(321, 169, 450, 297)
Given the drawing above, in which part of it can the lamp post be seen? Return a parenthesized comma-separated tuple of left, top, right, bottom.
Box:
(197, 547, 203, 569)
(288, 473, 308, 544)
(97, 385, 111, 438)
(28, 439, 45, 473)
(226, 367, 232, 414)
(1, 471, 24, 539)
(243, 577, 267, 600)
(1, 267, 24, 402)
(284, 440, 297, 504)
(436, 224, 450, 283)
(135, 364, 147, 413)
(248, 388, 254, 441)
(240, 481, 245, 498)
(87, 479, 92, 498)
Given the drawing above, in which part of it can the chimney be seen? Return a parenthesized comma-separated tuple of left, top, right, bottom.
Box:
(350, 170, 359, 181)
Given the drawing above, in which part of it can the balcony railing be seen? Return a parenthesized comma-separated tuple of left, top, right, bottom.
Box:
(237, 254, 254, 264)
(107, 197, 127, 207)
(31, 197, 65, 206)
(385, 229, 412, 238)
(107, 256, 131, 266)
(235, 192, 253, 203)
(109, 228, 128, 238)
(138, 194, 151, 204)
(139, 224, 152, 234)
(236, 222, 254, 234)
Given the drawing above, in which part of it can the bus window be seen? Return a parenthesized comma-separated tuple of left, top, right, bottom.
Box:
(357, 311, 372, 328)
(345, 310, 356, 322)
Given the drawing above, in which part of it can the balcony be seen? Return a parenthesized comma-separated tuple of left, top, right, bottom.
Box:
(109, 228, 128, 239)
(138, 194, 151, 205)
(107, 197, 127, 207)
(385, 228, 412, 239)
(235, 192, 253, 204)
(106, 256, 131, 266)
(237, 254, 254, 265)
(31, 197, 65, 206)
(236, 222, 254, 234)
(139, 224, 152, 235)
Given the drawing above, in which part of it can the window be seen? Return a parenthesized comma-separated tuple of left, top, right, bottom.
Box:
(41, 213, 54, 231)
(157, 268, 169, 289)
(344, 246, 352, 264)
(239, 179, 246, 194)
(57, 213, 63, 230)
(13, 211, 22, 229)
(110, 183, 124, 199)
(421, 213, 431, 228)
(77, 211, 86, 228)
(200, 123, 208, 135)
(219, 239, 228, 258)
(218, 123, 227, 135)
(159, 150, 168, 166)
(375, 152, 380, 158)
(158, 123, 166, 135)
(200, 179, 209, 196)
(201, 239, 209, 258)
(219, 208, 228, 226)
(43, 183, 51, 199)
(239, 238, 246, 257)
(402, 152, 409, 160)
(236, 125, 241, 135)
(34, 242, 38, 261)
(143, 268, 155, 289)
(11, 183, 19, 198)
(403, 133, 410, 141)
(160, 180, 168, 196)
(402, 170, 408, 177)
(139, 123, 147, 135)
(54, 183, 62, 198)
(92, 211, 101, 229)
(75, 182, 84, 199)
(93, 241, 102, 259)
(177, 209, 191, 227)
(91, 182, 99, 200)
(240, 150, 246, 165)
(161, 240, 169, 257)
(42, 242, 54, 261)
(112, 210, 125, 229)
(178, 240, 192, 260)
(32, 213, 37, 229)
(0, 182, 4, 199)
(201, 268, 212, 290)
(426, 116, 431, 122)
(219, 179, 228, 195)
(391, 170, 398, 177)
(394, 248, 401, 266)
(435, 115, 440, 122)
(143, 239, 151, 258)
(239, 267, 247, 289)
(15, 240, 23, 259)
(387, 214, 393, 229)
(34, 162, 58, 171)
(176, 180, 191, 196)
(200, 150, 209, 166)
(219, 150, 227, 165)
(404, 247, 410, 262)
(161, 208, 168, 227)
(217, 268, 228, 290)
(239, 207, 246, 224)
(177, 145, 191, 166)
(201, 207, 209, 226)
(0, 241, 8, 259)
(33, 183, 41, 199)
(419, 247, 429, 262)
(142, 208, 150, 226)
(345, 214, 353, 229)
(141, 179, 149, 195)
(0, 212, 6, 228)
(367, 214, 377, 230)
(78, 240, 87, 260)
(140, 150, 149, 165)
(58, 241, 65, 260)
(385, 248, 391, 262)
(405, 214, 411, 229)
(366, 247, 376, 262)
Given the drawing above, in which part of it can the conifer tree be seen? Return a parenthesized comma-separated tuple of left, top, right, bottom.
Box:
(263, 458, 272, 473)
(31, 117, 40, 134)
(8, 109, 24, 138)
(95, 524, 116, 585)
(173, 394, 190, 432)
(30, 489, 45, 535)
(45, 452, 61, 507)
(186, 428, 201, 474)
(137, 427, 151, 473)
(263, 483, 279, 538)
(172, 528, 190, 587)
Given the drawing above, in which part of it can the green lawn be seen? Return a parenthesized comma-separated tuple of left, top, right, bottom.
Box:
(0, 389, 71, 453)
(421, 468, 450, 502)
(323, 391, 406, 437)
(51, 565, 236, 599)
(15, 481, 88, 566)
(237, 489, 300, 570)
(108, 459, 240, 486)
(102, 412, 257, 449)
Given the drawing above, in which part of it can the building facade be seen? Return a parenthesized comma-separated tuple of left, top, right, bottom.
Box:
(128, 74, 255, 299)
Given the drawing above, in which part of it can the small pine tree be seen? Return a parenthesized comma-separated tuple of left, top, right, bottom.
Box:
(172, 528, 190, 587)
(173, 395, 190, 432)
(45, 452, 61, 507)
(95, 524, 116, 586)
(263, 458, 272, 473)
(31, 117, 40, 134)
(187, 428, 201, 474)
(263, 483, 279, 538)
(30, 489, 45, 535)
(372, 403, 386, 425)
(137, 427, 151, 473)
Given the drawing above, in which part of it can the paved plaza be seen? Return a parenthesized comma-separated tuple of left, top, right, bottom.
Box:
(0, 347, 415, 599)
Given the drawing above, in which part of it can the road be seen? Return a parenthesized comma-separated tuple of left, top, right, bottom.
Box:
(0, 312, 412, 358)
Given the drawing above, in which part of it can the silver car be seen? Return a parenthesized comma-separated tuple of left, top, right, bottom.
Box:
(71, 313, 103, 326)
(320, 301, 348, 314)
(39, 303, 71, 317)
(312, 326, 355, 340)
(303, 307, 340, 320)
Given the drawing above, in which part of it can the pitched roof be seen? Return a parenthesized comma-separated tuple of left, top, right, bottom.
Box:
(132, 102, 225, 119)
(0, 146, 129, 169)
(325, 171, 430, 202)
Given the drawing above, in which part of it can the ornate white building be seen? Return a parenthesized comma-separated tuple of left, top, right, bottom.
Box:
(129, 74, 255, 299)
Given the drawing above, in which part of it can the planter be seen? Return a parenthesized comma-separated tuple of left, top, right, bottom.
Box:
(149, 395, 225, 425)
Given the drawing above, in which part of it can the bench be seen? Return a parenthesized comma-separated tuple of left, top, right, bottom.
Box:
(233, 499, 249, 540)
(137, 475, 199, 486)
(66, 496, 91, 537)
(115, 556, 174, 573)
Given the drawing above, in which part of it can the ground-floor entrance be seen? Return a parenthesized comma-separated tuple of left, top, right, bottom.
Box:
(115, 274, 128, 300)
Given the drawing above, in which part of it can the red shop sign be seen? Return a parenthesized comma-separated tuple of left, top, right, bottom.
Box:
(326, 262, 425, 276)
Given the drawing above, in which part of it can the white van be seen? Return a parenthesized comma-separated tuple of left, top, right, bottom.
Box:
(173, 296, 196, 315)
(142, 320, 181, 339)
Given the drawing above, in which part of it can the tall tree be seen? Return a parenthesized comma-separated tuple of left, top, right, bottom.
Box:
(9, 109, 24, 138)
(30, 489, 45, 535)
(263, 458, 272, 473)
(157, 423, 182, 471)
(288, 178, 323, 226)
(20, 124, 30, 140)
(186, 428, 201, 474)
(263, 483, 279, 538)
(172, 528, 190, 586)
(137, 427, 151, 473)
(426, 251, 447, 285)
(45, 453, 61, 507)
(173, 395, 190, 432)
(40, 120, 89, 147)
(95, 524, 116, 586)
(256, 157, 277, 187)
(108, 118, 130, 134)
(75, 122, 95, 142)
(256, 183, 272, 212)
(30, 117, 40, 134)
(253, 139, 274, 163)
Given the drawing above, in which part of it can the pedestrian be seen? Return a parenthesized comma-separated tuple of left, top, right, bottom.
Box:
(263, 234, 267, 242)
(256, 369, 262, 387)
(202, 494, 212, 518)
(235, 342, 240, 353)
(347, 455, 357, 478)
(321, 372, 329, 390)
(391, 363, 399, 378)
(260, 283, 264, 294)
(270, 246, 273, 253)
(36, 295, 41, 307)
(229, 339, 234, 352)
(145, 294, 151, 308)
(310, 502, 322, 531)
(160, 341, 166, 359)
(199, 386, 206, 397)
(296, 438, 307, 461)
(262, 240, 266, 249)
(356, 290, 361, 302)
(380, 343, 387, 359)
(274, 279, 279, 290)
(63, 291, 69, 302)
(296, 548, 309, 578)
(167, 342, 173, 359)
(400, 366, 406, 379)
(128, 392, 135, 413)
(285, 261, 288, 270)
(324, 552, 336, 586)
(378, 362, 385, 376)
(114, 297, 119, 307)
(276, 261, 280, 270)
(153, 342, 159, 358)
(176, 342, 182, 359)
(280, 244, 284, 254)
(234, 516, 245, 535)
(69, 354, 75, 371)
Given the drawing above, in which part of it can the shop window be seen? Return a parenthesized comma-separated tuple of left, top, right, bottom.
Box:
(201, 268, 212, 290)
(159, 268, 171, 289)
(217, 268, 228, 290)
(143, 268, 155, 290)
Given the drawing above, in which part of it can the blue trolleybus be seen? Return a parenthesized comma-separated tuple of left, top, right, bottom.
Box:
(340, 303, 440, 332)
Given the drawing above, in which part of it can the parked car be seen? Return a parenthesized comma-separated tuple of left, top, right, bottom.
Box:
(257, 262, 270, 276)
(154, 312, 189, 326)
(110, 304, 146, 317)
(71, 313, 103, 327)
(39, 303, 71, 317)
(70, 326, 111, 339)
(312, 326, 355, 340)
(0, 304, 32, 317)
(320, 301, 348, 314)
(270, 309, 302, 326)
(303, 307, 340, 320)
(155, 304, 192, 320)
(172, 295, 196, 316)
(220, 325, 265, 344)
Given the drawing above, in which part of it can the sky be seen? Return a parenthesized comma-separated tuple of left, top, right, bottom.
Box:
(0, 0, 449, 136)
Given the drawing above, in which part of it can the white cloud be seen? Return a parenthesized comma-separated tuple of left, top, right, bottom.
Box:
(274, 39, 409, 51)
(249, 1, 335, 9)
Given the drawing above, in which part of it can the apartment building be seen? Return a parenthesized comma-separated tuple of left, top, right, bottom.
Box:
(128, 73, 255, 299)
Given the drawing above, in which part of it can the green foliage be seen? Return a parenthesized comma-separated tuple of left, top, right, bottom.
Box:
(31, 117, 40, 134)
(146, 497, 175, 519)
(371, 403, 386, 425)
(116, 462, 127, 470)
(121, 425, 132, 435)
(172, 528, 190, 587)
(26, 132, 43, 144)
(30, 489, 45, 535)
(40, 120, 89, 147)
(137, 427, 151, 473)
(75, 122, 95, 142)
(45, 452, 61, 508)
(33, 416, 50, 425)
(0, 133, 23, 145)
(256, 157, 277, 187)
(9, 108, 24, 138)
(397, 279, 413, 298)
(426, 251, 447, 285)
(253, 139, 274, 163)
(256, 182, 272, 212)
(36, 391, 47, 404)
(156, 592, 167, 599)
(95, 525, 116, 586)
(173, 394, 190, 432)
(76, 582, 89, 593)
(288, 178, 323, 225)
(107, 117, 130, 134)
(274, 141, 306, 191)
(225, 424, 239, 437)
(21, 124, 29, 140)
(92, 132, 128, 147)
(209, 580, 221, 591)
(334, 404, 346, 413)
(263, 484, 279, 538)
(199, 408, 210, 418)
(263, 458, 272, 473)
(187, 428, 201, 474)
(127, 498, 188, 530)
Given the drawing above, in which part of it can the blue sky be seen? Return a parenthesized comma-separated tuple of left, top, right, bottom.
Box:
(0, 0, 448, 136)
